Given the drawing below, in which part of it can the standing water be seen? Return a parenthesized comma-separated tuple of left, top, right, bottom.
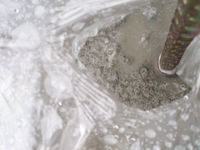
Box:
(0, 0, 200, 150)
(78, 0, 191, 110)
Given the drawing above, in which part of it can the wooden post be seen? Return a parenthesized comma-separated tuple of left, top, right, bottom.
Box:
(158, 0, 200, 75)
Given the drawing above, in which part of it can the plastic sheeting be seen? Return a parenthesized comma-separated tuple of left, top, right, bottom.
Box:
(0, 0, 200, 150)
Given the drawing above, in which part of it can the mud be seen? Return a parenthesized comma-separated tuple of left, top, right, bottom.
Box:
(78, 0, 191, 111)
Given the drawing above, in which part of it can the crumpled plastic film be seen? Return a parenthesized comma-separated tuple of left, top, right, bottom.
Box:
(0, 0, 200, 150)
(177, 34, 200, 97)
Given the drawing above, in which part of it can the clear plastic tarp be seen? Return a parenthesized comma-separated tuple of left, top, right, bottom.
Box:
(0, 0, 200, 150)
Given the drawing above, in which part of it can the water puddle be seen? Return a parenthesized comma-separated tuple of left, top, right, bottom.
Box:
(78, 0, 191, 110)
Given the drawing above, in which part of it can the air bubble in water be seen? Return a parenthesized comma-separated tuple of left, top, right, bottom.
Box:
(102, 128, 108, 134)
(113, 125, 119, 129)
(181, 113, 189, 121)
(145, 129, 156, 139)
(183, 95, 188, 100)
(153, 145, 160, 150)
(165, 141, 172, 148)
(130, 140, 141, 150)
(190, 124, 200, 132)
(166, 133, 173, 139)
(131, 137, 136, 141)
(14, 9, 19, 13)
(181, 134, 190, 141)
(195, 138, 200, 146)
(174, 145, 186, 150)
(118, 127, 125, 133)
(157, 126, 162, 131)
(187, 143, 193, 150)
(104, 135, 118, 145)
(168, 120, 177, 129)
(58, 101, 62, 106)
(34, 6, 47, 18)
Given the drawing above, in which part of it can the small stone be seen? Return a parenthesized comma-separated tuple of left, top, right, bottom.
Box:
(139, 67, 148, 78)
(121, 92, 129, 101)
(116, 45, 121, 52)
(116, 84, 124, 94)
(127, 86, 134, 93)
(149, 87, 154, 96)
(98, 30, 107, 35)
(107, 72, 118, 82)
(142, 89, 151, 98)
(114, 92, 120, 98)
(151, 79, 159, 87)
(124, 80, 129, 87)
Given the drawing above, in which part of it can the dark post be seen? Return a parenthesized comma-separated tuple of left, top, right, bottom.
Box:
(158, 0, 200, 75)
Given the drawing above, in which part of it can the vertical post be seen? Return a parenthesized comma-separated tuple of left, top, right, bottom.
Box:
(158, 0, 200, 75)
